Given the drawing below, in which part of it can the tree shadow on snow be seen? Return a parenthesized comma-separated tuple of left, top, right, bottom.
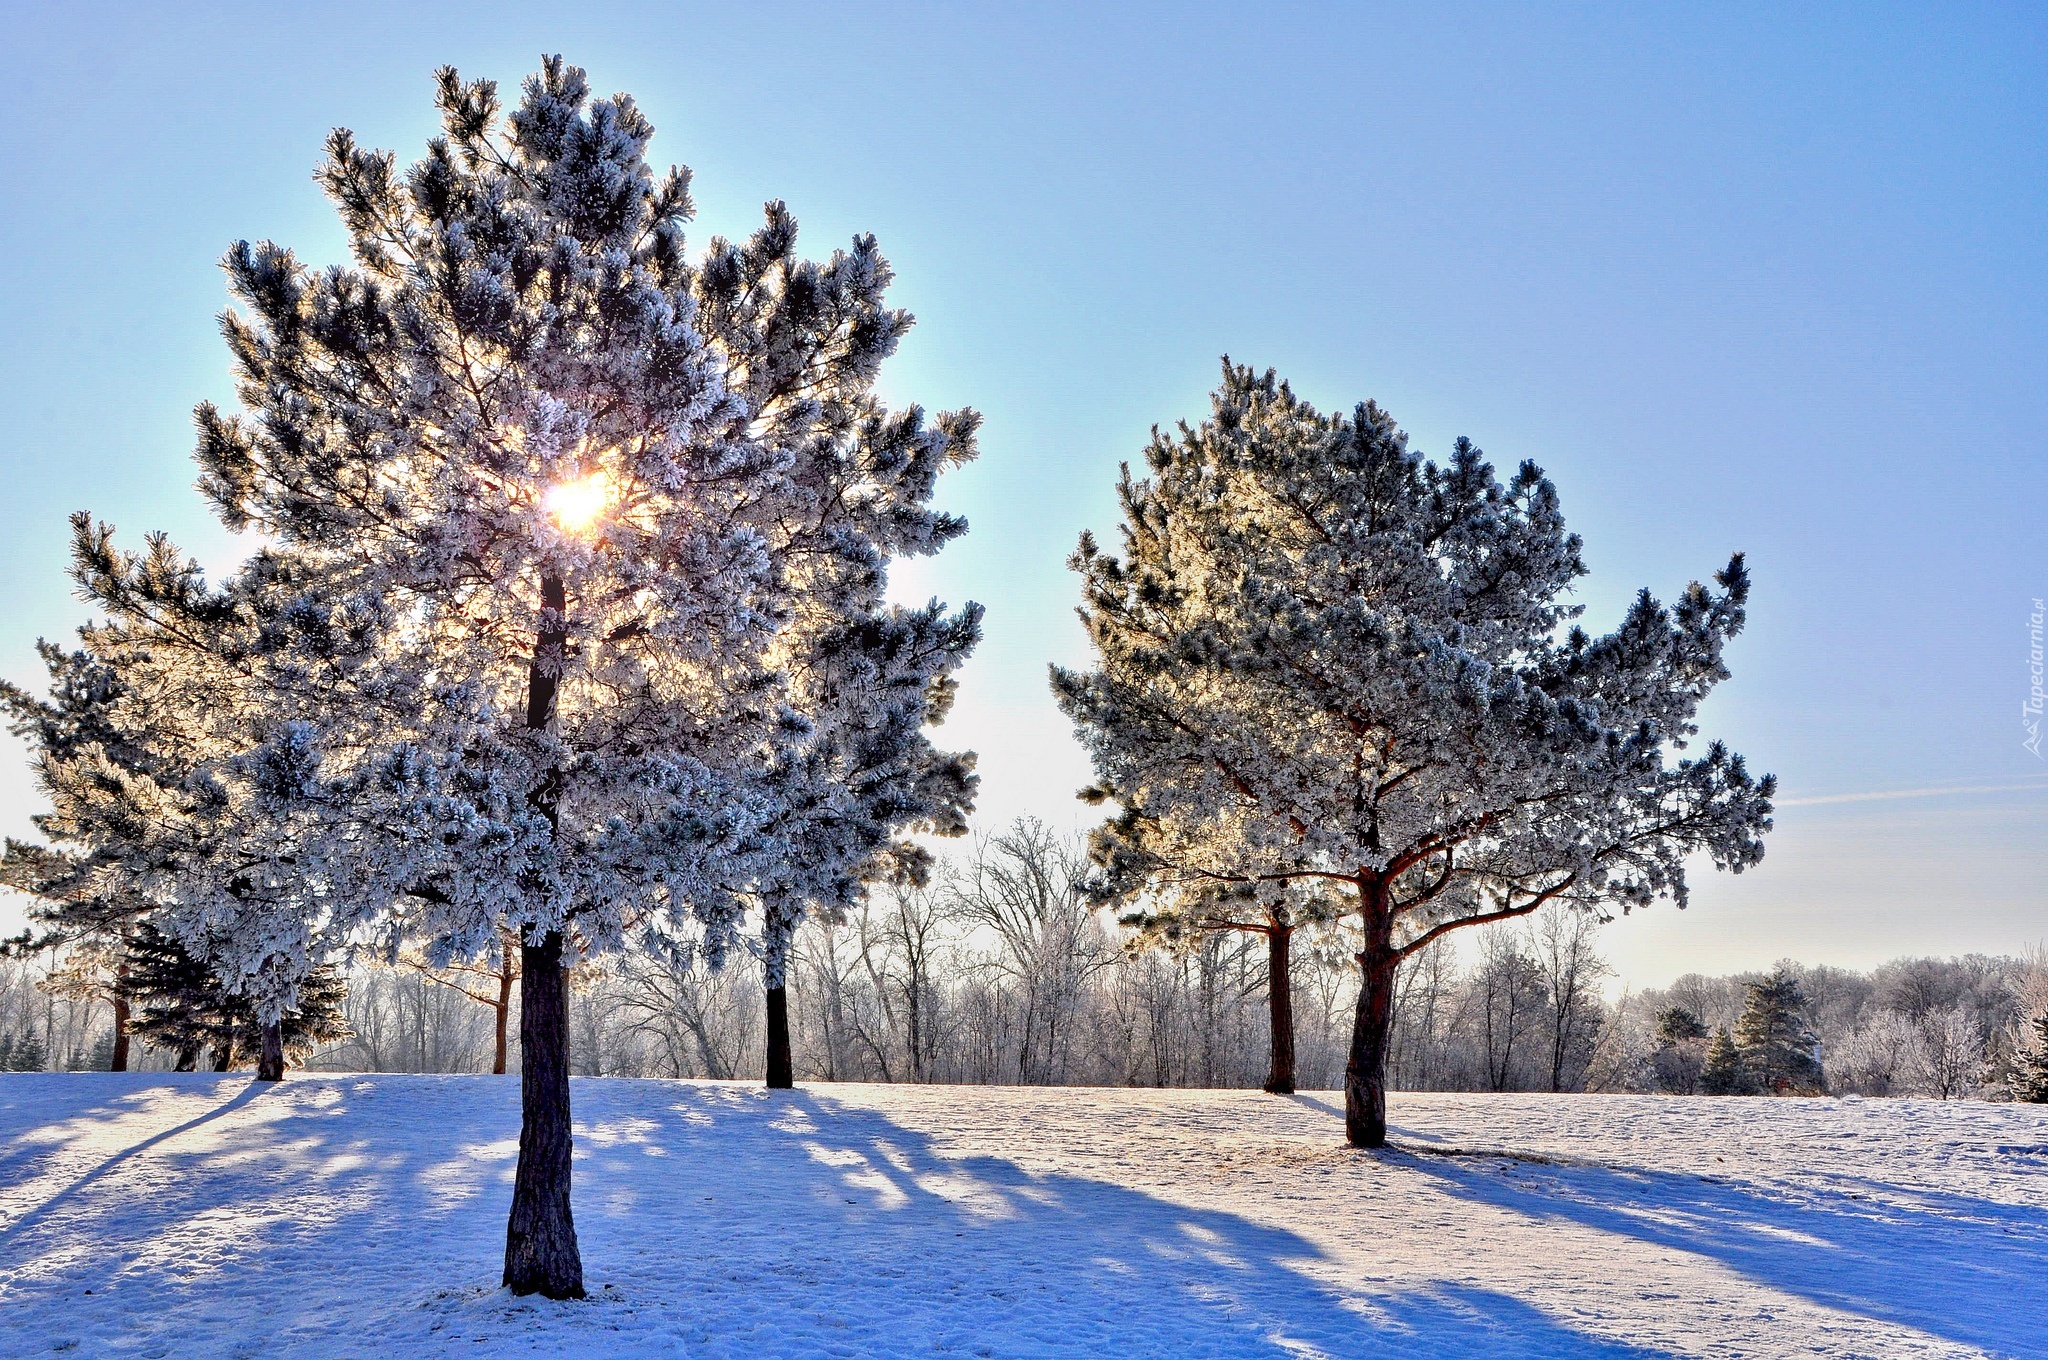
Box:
(1, 1076, 1692, 1358)
(1399, 1143, 2048, 1358)
(581, 1086, 1678, 1360)
(0, 1076, 269, 1249)
(0, 1072, 523, 1357)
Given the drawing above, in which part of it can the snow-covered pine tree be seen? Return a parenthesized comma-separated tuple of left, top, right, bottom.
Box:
(3, 543, 348, 1088)
(1651, 1005, 1709, 1094)
(124, 922, 347, 1071)
(1, 640, 152, 1070)
(1699, 1025, 1752, 1095)
(2011, 1015, 2048, 1102)
(1733, 966, 1823, 1093)
(1055, 364, 1773, 1146)
(75, 59, 977, 1296)
(739, 535, 979, 1090)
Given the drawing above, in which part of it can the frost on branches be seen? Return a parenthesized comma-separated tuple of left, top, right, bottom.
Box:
(0, 613, 341, 1082)
(40, 59, 978, 1297)
(1054, 363, 1773, 1147)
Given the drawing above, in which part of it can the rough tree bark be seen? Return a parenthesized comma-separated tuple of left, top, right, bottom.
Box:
(765, 984, 794, 1089)
(1263, 921, 1296, 1095)
(493, 934, 515, 1077)
(504, 929, 582, 1298)
(502, 572, 584, 1299)
(256, 1019, 285, 1081)
(109, 981, 130, 1073)
(1345, 884, 1397, 1148)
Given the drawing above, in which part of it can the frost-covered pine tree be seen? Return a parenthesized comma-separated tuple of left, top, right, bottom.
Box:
(1651, 1005, 1710, 1094)
(123, 921, 347, 1071)
(4, 535, 344, 1087)
(1699, 1026, 1753, 1095)
(1055, 364, 1773, 1146)
(1, 640, 148, 1070)
(735, 483, 979, 1087)
(2010, 1015, 2048, 1102)
(1733, 967, 1823, 1093)
(71, 59, 977, 1296)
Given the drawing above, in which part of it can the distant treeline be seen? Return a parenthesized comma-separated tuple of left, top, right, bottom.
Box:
(4, 824, 2043, 1100)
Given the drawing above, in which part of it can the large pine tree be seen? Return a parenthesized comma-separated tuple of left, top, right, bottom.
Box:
(59, 59, 977, 1296)
(1056, 364, 1774, 1146)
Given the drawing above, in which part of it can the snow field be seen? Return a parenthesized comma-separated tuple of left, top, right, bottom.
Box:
(0, 1074, 2042, 1358)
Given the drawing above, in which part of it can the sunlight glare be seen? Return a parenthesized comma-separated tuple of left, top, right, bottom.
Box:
(544, 472, 611, 534)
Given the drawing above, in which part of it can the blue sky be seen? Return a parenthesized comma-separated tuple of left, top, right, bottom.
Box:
(1, 3, 2042, 985)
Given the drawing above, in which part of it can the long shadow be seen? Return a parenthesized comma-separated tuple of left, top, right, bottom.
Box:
(0, 1077, 269, 1247)
(582, 1085, 1680, 1359)
(0, 1075, 1684, 1358)
(1401, 1142, 2048, 1357)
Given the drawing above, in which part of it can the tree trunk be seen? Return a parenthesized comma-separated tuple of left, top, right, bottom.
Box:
(1264, 922, 1297, 1095)
(502, 571, 584, 1299)
(504, 930, 583, 1299)
(174, 1044, 198, 1073)
(765, 984, 793, 1089)
(109, 990, 130, 1073)
(1345, 893, 1398, 1148)
(257, 1019, 285, 1081)
(211, 1040, 235, 1072)
(494, 936, 514, 1077)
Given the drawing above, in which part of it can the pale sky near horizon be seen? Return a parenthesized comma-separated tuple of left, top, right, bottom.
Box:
(0, 3, 2042, 989)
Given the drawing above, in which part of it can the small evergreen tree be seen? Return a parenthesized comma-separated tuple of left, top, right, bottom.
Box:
(0, 1031, 48, 1072)
(0, 640, 154, 1071)
(1651, 1005, 1709, 1094)
(126, 923, 348, 1071)
(84, 1028, 118, 1071)
(126, 923, 237, 1069)
(1699, 1026, 1752, 1095)
(2005, 1014, 2048, 1103)
(1734, 966, 1823, 1093)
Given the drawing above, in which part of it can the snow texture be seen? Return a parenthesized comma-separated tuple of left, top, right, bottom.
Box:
(1, 1074, 2042, 1358)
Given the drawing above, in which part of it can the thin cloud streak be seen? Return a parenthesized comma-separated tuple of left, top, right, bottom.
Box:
(1779, 782, 2048, 808)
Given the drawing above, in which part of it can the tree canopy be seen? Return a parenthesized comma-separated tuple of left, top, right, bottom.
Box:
(1056, 362, 1773, 1143)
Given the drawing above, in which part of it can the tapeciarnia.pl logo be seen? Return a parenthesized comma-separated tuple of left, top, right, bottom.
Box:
(2027, 597, 2045, 758)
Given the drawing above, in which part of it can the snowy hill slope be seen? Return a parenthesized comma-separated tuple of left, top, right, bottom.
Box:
(0, 1075, 2042, 1359)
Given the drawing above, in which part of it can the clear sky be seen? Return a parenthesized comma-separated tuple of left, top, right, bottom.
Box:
(1, 3, 2042, 987)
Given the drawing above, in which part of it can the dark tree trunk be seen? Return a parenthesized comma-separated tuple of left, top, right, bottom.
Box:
(257, 1020, 285, 1082)
(504, 930, 583, 1298)
(1263, 922, 1297, 1095)
(765, 984, 793, 1089)
(493, 938, 514, 1077)
(1345, 889, 1398, 1148)
(211, 1040, 235, 1072)
(174, 1044, 199, 1073)
(503, 572, 583, 1300)
(109, 990, 130, 1073)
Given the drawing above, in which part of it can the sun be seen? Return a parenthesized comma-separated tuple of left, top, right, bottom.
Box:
(544, 472, 611, 534)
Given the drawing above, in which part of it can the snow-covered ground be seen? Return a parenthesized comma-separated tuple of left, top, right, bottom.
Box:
(0, 1075, 2042, 1358)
